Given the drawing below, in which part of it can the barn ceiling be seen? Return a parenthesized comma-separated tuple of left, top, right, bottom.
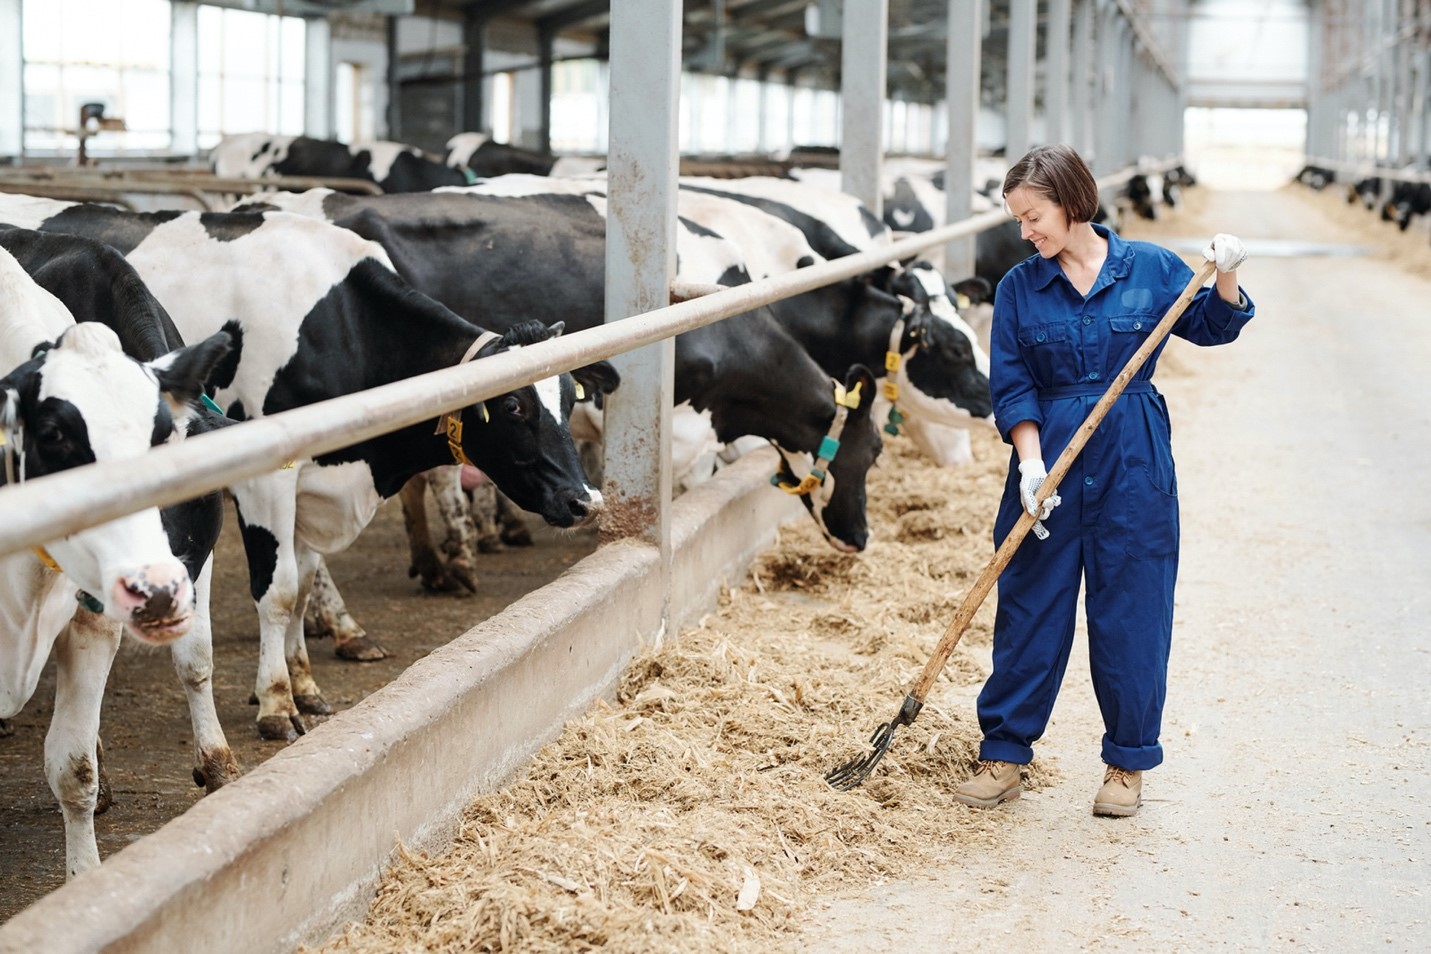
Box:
(411, 0, 1049, 105)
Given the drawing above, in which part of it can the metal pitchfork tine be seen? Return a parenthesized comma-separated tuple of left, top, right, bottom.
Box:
(827, 259, 1217, 791)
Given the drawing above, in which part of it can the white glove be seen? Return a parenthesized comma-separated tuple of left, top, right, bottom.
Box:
(1202, 233, 1248, 273)
(1018, 458, 1061, 541)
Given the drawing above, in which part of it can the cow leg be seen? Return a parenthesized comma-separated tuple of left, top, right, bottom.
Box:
(169, 556, 241, 792)
(0, 718, 11, 737)
(45, 607, 121, 880)
(426, 465, 481, 589)
(305, 558, 388, 662)
(286, 548, 336, 714)
(231, 477, 308, 741)
(495, 490, 534, 547)
(398, 472, 453, 591)
(469, 482, 505, 553)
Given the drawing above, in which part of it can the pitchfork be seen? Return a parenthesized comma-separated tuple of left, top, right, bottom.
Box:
(827, 258, 1218, 790)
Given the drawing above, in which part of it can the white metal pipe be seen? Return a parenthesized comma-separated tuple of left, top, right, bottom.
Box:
(0, 161, 1172, 560)
(1046, 0, 1073, 145)
(944, 0, 982, 278)
(840, 0, 888, 216)
(1005, 0, 1035, 159)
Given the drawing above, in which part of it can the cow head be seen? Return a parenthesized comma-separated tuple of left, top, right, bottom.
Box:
(881, 262, 994, 427)
(0, 325, 232, 644)
(455, 321, 616, 528)
(773, 365, 881, 553)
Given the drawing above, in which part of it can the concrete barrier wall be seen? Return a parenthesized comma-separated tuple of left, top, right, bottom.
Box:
(0, 448, 800, 954)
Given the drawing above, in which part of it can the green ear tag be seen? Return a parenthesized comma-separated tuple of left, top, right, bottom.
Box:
(199, 393, 225, 416)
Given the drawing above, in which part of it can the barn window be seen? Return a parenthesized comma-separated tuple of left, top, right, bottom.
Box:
(196, 5, 305, 150)
(21, 0, 172, 155)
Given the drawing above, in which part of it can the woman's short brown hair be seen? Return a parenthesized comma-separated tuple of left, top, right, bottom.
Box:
(1001, 144, 1101, 224)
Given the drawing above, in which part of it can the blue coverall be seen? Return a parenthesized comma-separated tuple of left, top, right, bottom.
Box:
(981, 224, 1254, 771)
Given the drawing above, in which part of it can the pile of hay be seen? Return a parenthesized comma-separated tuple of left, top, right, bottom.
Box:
(315, 429, 1056, 954)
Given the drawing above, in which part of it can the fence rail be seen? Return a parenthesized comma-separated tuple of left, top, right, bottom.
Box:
(0, 161, 1174, 559)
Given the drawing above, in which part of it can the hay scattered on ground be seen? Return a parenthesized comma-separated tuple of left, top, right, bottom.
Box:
(312, 428, 1061, 954)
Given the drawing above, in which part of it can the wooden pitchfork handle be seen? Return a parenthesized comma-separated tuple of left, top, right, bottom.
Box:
(905, 257, 1219, 706)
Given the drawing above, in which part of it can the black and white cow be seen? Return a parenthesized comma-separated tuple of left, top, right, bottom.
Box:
(0, 226, 250, 792)
(1295, 164, 1335, 191)
(211, 133, 472, 193)
(233, 186, 883, 555)
(1380, 180, 1431, 231)
(0, 247, 231, 876)
(0, 193, 610, 740)
(444, 133, 603, 178)
(1349, 176, 1382, 210)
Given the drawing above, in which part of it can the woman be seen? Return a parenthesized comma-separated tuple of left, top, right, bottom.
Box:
(953, 144, 1253, 817)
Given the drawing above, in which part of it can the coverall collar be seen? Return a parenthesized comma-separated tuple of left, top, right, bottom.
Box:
(1028, 222, 1135, 296)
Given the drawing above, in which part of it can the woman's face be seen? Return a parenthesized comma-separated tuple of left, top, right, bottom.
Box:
(1005, 185, 1070, 259)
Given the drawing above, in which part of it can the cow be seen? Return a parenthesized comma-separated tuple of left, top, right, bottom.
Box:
(229, 186, 884, 554)
(1349, 176, 1382, 209)
(1380, 180, 1431, 231)
(0, 226, 250, 793)
(0, 249, 230, 876)
(210, 132, 472, 193)
(0, 193, 612, 740)
(1295, 164, 1335, 191)
(444, 132, 604, 178)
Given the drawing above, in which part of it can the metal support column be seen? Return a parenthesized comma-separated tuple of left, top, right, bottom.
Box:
(944, 0, 982, 279)
(171, 1, 199, 156)
(1046, 0, 1072, 145)
(1071, 0, 1094, 156)
(462, 6, 488, 134)
(840, 0, 889, 216)
(0, 0, 18, 158)
(603, 0, 678, 603)
(386, 15, 402, 141)
(304, 15, 332, 140)
(1006, 0, 1036, 159)
(1094, 0, 1118, 173)
(539, 25, 555, 154)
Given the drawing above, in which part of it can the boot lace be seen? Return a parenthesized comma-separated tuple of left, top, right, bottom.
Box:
(1104, 765, 1135, 787)
(974, 759, 1008, 777)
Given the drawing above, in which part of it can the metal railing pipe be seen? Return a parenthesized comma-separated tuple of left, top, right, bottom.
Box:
(0, 162, 1172, 558)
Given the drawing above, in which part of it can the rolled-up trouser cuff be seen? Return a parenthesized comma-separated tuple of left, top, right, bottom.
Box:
(1101, 737, 1163, 772)
(980, 739, 1034, 765)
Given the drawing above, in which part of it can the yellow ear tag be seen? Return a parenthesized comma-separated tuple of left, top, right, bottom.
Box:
(956, 293, 972, 311)
(884, 351, 901, 373)
(574, 382, 585, 401)
(837, 381, 863, 409)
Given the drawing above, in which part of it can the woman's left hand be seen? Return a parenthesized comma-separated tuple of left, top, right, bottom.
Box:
(1203, 233, 1248, 272)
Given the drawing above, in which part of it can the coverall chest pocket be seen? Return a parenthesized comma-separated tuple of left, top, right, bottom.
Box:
(1016, 321, 1074, 385)
(1107, 314, 1159, 366)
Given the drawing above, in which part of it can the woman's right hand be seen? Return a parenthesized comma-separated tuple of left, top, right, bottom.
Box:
(1018, 458, 1061, 540)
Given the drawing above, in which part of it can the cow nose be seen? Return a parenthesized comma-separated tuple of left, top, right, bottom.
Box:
(569, 487, 603, 523)
(111, 564, 194, 641)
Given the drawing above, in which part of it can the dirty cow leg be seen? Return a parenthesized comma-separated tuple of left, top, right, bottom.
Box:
(286, 548, 336, 714)
(470, 482, 505, 553)
(494, 489, 534, 547)
(307, 558, 389, 662)
(45, 607, 122, 880)
(399, 471, 450, 590)
(170, 556, 241, 792)
(427, 465, 482, 589)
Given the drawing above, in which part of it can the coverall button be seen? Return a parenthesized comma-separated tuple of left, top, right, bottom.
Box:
(1084, 476, 1095, 486)
(1088, 372, 1100, 381)
(1134, 321, 1143, 330)
(1082, 316, 1092, 325)
(1035, 332, 1046, 342)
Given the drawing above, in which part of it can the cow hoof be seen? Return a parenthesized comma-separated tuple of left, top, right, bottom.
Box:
(257, 714, 303, 741)
(0, 718, 12, 737)
(248, 692, 259, 706)
(500, 524, 534, 547)
(335, 637, 391, 662)
(193, 751, 241, 793)
(477, 534, 506, 554)
(294, 693, 334, 716)
(446, 559, 479, 593)
(417, 569, 463, 593)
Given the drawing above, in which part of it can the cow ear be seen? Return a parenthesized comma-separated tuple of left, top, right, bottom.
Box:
(842, 364, 878, 418)
(952, 276, 993, 305)
(572, 361, 620, 407)
(30, 340, 54, 359)
(548, 321, 565, 338)
(148, 331, 233, 418)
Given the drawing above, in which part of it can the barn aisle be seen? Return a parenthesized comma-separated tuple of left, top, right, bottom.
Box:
(799, 182, 1431, 951)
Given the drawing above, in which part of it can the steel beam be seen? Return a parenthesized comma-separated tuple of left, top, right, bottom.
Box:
(1005, 0, 1035, 159)
(840, 0, 889, 216)
(944, 0, 982, 278)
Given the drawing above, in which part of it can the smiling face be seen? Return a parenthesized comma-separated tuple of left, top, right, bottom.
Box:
(1005, 186, 1073, 260)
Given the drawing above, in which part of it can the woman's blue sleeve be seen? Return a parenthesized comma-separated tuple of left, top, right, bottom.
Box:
(1168, 251, 1256, 346)
(989, 276, 1043, 444)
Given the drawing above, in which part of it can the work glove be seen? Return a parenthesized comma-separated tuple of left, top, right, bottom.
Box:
(1018, 458, 1061, 541)
(1202, 233, 1248, 272)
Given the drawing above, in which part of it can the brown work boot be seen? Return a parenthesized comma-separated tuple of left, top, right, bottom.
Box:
(1093, 765, 1143, 817)
(952, 759, 1021, 808)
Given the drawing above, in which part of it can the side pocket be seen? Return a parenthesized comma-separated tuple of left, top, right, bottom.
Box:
(1123, 460, 1179, 559)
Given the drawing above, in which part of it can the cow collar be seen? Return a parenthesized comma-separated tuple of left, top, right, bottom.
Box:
(878, 298, 923, 437)
(435, 331, 502, 466)
(0, 429, 106, 614)
(770, 378, 865, 496)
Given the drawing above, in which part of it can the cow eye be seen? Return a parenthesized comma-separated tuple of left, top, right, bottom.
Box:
(36, 421, 64, 445)
(502, 395, 523, 417)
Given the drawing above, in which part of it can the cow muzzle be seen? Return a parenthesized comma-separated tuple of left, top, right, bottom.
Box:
(110, 563, 194, 644)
